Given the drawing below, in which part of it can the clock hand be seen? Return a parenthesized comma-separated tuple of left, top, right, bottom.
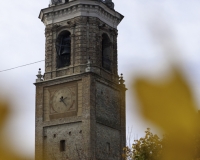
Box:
(62, 100, 67, 106)
(63, 97, 67, 100)
(60, 96, 67, 106)
(60, 96, 64, 102)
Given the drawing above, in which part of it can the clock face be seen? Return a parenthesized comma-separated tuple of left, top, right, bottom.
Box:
(43, 82, 80, 121)
(52, 88, 75, 113)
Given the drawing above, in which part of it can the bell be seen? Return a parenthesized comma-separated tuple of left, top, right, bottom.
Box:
(60, 37, 71, 55)
(61, 46, 70, 55)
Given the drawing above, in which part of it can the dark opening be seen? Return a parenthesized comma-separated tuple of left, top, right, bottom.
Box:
(106, 142, 110, 153)
(65, 0, 69, 3)
(56, 31, 71, 68)
(54, 134, 56, 138)
(60, 140, 66, 152)
(102, 33, 112, 71)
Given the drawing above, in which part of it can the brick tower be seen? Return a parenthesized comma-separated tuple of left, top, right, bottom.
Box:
(35, 0, 126, 159)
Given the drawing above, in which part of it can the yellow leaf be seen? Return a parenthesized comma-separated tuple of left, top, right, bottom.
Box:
(134, 69, 200, 160)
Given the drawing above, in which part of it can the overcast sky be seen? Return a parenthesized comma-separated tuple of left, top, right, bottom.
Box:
(0, 0, 200, 158)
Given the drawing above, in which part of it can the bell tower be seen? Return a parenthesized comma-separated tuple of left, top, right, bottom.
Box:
(35, 0, 126, 159)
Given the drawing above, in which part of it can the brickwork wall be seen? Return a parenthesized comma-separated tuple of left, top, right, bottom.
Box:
(43, 122, 83, 160)
(96, 82, 120, 129)
(96, 123, 121, 160)
(93, 75, 126, 160)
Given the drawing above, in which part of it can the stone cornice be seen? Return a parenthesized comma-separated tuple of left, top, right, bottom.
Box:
(39, 0, 124, 29)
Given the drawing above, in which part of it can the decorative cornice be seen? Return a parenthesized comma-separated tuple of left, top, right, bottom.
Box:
(39, 0, 124, 29)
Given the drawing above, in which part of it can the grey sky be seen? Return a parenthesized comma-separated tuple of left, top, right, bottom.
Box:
(0, 0, 200, 158)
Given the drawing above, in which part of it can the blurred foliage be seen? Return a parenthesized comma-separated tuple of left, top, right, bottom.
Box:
(126, 69, 200, 160)
(194, 131, 200, 160)
(124, 127, 200, 160)
(0, 101, 24, 160)
(123, 128, 163, 160)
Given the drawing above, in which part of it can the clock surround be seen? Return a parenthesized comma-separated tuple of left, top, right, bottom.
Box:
(43, 81, 82, 121)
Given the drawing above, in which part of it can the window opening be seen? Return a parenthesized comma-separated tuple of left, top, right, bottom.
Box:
(102, 33, 112, 71)
(56, 31, 71, 68)
(106, 142, 111, 153)
(60, 140, 66, 152)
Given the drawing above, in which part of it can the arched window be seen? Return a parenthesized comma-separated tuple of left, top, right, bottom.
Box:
(56, 31, 71, 68)
(102, 33, 112, 71)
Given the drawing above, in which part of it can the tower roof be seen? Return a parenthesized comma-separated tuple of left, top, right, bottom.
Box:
(49, 0, 115, 9)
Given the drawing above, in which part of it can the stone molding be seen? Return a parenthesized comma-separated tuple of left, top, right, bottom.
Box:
(34, 72, 124, 90)
(39, 0, 124, 28)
